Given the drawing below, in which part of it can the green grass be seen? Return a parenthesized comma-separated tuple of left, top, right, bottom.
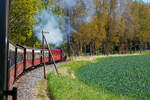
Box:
(76, 55, 150, 100)
(59, 61, 91, 72)
(141, 50, 150, 54)
(47, 54, 150, 100)
(47, 73, 136, 100)
(36, 80, 49, 100)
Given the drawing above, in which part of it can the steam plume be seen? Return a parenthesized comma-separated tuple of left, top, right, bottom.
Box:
(34, 0, 96, 46)
(34, 9, 63, 46)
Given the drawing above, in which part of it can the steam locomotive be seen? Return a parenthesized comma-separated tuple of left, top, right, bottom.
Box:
(8, 41, 66, 89)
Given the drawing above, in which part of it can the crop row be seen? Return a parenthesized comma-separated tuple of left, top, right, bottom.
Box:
(76, 55, 150, 99)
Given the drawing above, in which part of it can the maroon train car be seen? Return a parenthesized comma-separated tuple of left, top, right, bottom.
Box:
(16, 46, 24, 77)
(8, 42, 66, 90)
(50, 49, 62, 61)
(8, 42, 16, 89)
(25, 48, 33, 69)
(42, 50, 49, 63)
(33, 49, 41, 66)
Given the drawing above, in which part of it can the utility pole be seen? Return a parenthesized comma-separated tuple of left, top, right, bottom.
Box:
(0, 0, 9, 99)
(41, 30, 49, 79)
(41, 30, 59, 78)
(43, 36, 59, 75)
(41, 30, 59, 75)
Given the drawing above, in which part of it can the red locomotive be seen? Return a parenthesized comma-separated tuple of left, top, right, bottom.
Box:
(8, 41, 66, 89)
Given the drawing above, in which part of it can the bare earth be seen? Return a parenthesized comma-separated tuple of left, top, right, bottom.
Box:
(73, 53, 139, 61)
(34, 79, 50, 100)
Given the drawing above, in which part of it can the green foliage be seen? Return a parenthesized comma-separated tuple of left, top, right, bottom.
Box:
(76, 55, 150, 99)
(8, 0, 44, 47)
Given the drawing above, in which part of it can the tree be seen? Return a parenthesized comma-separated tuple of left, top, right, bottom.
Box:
(8, 0, 44, 47)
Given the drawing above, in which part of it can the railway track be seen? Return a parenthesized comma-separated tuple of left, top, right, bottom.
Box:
(13, 61, 67, 100)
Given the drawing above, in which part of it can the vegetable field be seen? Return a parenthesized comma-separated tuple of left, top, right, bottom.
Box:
(76, 55, 150, 99)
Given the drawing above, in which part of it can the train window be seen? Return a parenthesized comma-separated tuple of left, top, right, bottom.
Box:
(17, 48, 24, 64)
(26, 49, 32, 60)
(44, 50, 49, 57)
(8, 43, 16, 69)
(34, 50, 41, 59)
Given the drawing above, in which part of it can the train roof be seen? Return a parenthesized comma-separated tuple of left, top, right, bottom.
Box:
(8, 40, 16, 46)
(8, 40, 61, 51)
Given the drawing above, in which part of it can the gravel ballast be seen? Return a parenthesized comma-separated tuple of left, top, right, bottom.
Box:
(14, 62, 67, 100)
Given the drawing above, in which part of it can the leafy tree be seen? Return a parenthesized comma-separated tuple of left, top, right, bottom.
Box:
(8, 0, 44, 46)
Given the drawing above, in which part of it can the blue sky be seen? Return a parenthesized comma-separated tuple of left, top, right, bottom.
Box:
(143, 0, 150, 3)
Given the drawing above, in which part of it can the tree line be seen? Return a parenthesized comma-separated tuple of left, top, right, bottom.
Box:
(69, 0, 150, 55)
(8, 0, 150, 55)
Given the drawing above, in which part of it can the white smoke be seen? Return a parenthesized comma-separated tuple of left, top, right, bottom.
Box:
(34, 9, 63, 46)
(34, 0, 96, 46)
(63, 0, 77, 8)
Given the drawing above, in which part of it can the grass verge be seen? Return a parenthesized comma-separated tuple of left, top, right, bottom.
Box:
(36, 80, 50, 100)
